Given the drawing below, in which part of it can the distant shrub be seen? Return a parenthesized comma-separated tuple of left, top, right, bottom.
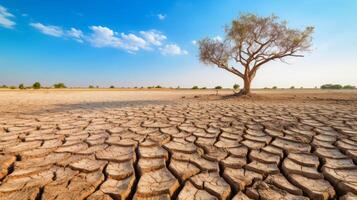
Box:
(272, 86, 277, 89)
(192, 86, 199, 89)
(321, 84, 342, 89)
(290, 86, 295, 89)
(233, 84, 240, 90)
(201, 87, 207, 89)
(19, 84, 25, 89)
(263, 87, 269, 89)
(343, 85, 356, 89)
(110, 85, 115, 89)
(10, 86, 16, 89)
(33, 82, 41, 89)
(89, 85, 94, 88)
(1, 85, 7, 88)
(54, 83, 66, 88)
(215, 86, 223, 89)
(155, 85, 162, 88)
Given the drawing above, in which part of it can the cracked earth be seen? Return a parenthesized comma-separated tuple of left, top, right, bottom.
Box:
(0, 90, 357, 200)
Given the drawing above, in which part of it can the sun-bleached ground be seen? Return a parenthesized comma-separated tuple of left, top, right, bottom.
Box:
(0, 89, 226, 114)
(0, 89, 356, 114)
(0, 89, 356, 199)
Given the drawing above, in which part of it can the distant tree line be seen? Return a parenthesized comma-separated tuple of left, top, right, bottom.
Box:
(1, 83, 355, 90)
(320, 84, 355, 89)
(0, 82, 67, 89)
(53, 83, 66, 88)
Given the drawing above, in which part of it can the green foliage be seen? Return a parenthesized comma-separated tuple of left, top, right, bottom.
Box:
(272, 86, 277, 89)
(201, 87, 207, 89)
(290, 86, 295, 89)
(0, 85, 7, 88)
(32, 82, 41, 89)
(53, 83, 66, 88)
(343, 85, 356, 89)
(10, 86, 16, 89)
(89, 85, 94, 88)
(192, 86, 199, 89)
(109, 85, 115, 89)
(233, 84, 240, 90)
(147, 85, 163, 89)
(215, 86, 223, 89)
(19, 84, 25, 89)
(321, 84, 343, 89)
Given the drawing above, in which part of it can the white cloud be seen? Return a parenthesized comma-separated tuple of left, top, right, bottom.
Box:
(160, 44, 188, 56)
(213, 36, 223, 42)
(0, 5, 15, 29)
(120, 32, 147, 51)
(140, 30, 167, 46)
(27, 21, 185, 55)
(30, 22, 85, 43)
(30, 22, 64, 37)
(67, 28, 84, 43)
(86, 27, 169, 52)
(87, 26, 121, 48)
(192, 40, 197, 45)
(157, 14, 166, 20)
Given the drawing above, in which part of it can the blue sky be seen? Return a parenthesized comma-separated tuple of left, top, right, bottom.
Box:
(0, 0, 356, 88)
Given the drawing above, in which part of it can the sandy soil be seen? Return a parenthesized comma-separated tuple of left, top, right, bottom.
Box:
(0, 89, 228, 114)
(0, 89, 356, 199)
(0, 89, 356, 114)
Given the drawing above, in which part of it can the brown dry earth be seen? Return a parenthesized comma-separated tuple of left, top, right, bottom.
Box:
(0, 89, 357, 200)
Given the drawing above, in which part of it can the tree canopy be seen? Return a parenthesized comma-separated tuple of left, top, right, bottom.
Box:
(199, 13, 314, 94)
(33, 82, 41, 89)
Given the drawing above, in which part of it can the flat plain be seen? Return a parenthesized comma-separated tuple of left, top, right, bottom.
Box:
(0, 89, 357, 200)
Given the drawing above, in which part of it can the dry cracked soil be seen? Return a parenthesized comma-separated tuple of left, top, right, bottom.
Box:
(0, 89, 357, 200)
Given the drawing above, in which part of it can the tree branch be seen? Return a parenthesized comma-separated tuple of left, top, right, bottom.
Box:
(199, 13, 314, 93)
(219, 65, 245, 79)
(209, 58, 245, 79)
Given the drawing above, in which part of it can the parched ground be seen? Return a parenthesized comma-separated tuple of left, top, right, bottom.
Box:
(0, 89, 357, 200)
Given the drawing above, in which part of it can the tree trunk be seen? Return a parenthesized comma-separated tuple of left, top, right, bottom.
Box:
(240, 77, 252, 95)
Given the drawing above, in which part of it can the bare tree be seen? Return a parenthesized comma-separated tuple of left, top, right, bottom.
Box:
(199, 14, 314, 95)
